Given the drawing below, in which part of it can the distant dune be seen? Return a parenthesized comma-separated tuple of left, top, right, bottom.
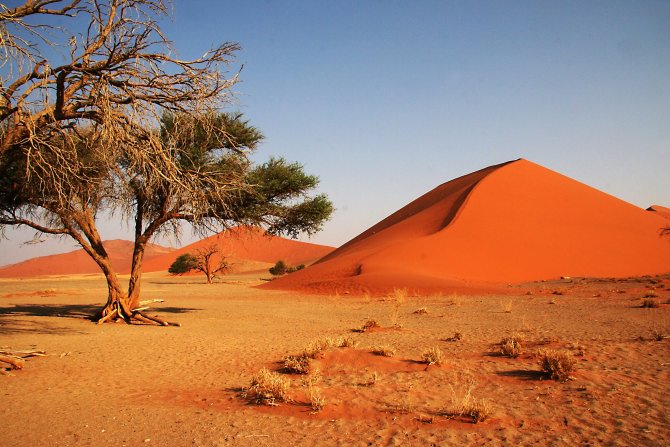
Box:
(0, 227, 334, 278)
(0, 240, 174, 278)
(141, 227, 335, 273)
(264, 159, 670, 295)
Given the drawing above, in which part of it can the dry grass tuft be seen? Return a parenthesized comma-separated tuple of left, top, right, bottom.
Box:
(359, 319, 380, 333)
(538, 349, 576, 381)
(413, 307, 428, 315)
(499, 334, 523, 357)
(421, 346, 444, 366)
(500, 299, 513, 313)
(446, 331, 463, 342)
(388, 288, 407, 327)
(371, 345, 396, 357)
(243, 368, 292, 406)
(444, 381, 492, 423)
(282, 354, 310, 374)
(643, 291, 659, 299)
(641, 298, 659, 308)
(308, 386, 325, 412)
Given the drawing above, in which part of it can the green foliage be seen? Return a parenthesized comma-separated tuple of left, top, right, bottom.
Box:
(168, 254, 198, 275)
(269, 260, 305, 276)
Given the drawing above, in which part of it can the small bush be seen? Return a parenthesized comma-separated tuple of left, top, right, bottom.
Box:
(421, 346, 444, 366)
(641, 298, 659, 308)
(446, 332, 463, 342)
(371, 345, 396, 357)
(243, 368, 291, 405)
(308, 386, 325, 412)
(413, 307, 428, 315)
(499, 334, 523, 357)
(360, 319, 380, 332)
(282, 355, 310, 374)
(538, 350, 576, 381)
(463, 399, 492, 423)
(269, 261, 305, 276)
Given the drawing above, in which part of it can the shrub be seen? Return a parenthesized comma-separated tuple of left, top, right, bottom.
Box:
(269, 260, 288, 276)
(168, 253, 198, 275)
(538, 350, 576, 381)
(243, 368, 291, 405)
(371, 345, 396, 357)
(463, 398, 492, 423)
(360, 319, 380, 332)
(641, 298, 659, 308)
(269, 260, 306, 276)
(282, 355, 310, 374)
(499, 334, 523, 357)
(413, 307, 428, 315)
(421, 346, 444, 366)
(308, 386, 325, 412)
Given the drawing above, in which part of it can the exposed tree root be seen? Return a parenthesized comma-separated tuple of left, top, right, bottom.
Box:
(95, 299, 180, 326)
(1, 348, 47, 374)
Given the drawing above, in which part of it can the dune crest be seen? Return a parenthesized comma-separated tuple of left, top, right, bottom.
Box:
(265, 159, 670, 295)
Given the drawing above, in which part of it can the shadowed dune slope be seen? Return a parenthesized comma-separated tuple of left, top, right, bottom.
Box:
(0, 240, 174, 278)
(141, 227, 335, 273)
(264, 159, 670, 295)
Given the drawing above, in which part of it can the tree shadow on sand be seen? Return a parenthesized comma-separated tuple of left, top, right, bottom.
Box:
(496, 369, 546, 381)
(0, 316, 88, 335)
(0, 303, 201, 319)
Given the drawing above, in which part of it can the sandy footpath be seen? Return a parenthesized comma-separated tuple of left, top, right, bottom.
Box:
(1, 272, 669, 446)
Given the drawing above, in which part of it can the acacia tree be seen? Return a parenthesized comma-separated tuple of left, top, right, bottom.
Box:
(0, 1, 334, 325)
(168, 244, 231, 284)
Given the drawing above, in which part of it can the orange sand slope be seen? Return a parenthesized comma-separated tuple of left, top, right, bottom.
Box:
(0, 240, 174, 278)
(140, 227, 335, 273)
(647, 204, 670, 221)
(0, 228, 334, 278)
(265, 159, 670, 294)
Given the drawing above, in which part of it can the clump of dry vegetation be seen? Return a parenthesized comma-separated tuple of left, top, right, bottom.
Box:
(643, 291, 659, 299)
(444, 381, 492, 424)
(242, 368, 292, 406)
(362, 371, 380, 386)
(358, 319, 380, 333)
(304, 336, 354, 358)
(413, 307, 428, 315)
(641, 298, 660, 308)
(538, 349, 576, 381)
(388, 288, 407, 327)
(307, 386, 325, 412)
(445, 332, 463, 342)
(499, 334, 523, 357)
(371, 345, 396, 357)
(421, 346, 445, 366)
(500, 299, 513, 313)
(282, 355, 311, 374)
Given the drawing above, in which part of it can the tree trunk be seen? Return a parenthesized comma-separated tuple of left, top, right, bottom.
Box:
(127, 237, 147, 310)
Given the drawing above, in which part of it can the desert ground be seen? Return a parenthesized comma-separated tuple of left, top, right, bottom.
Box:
(2, 271, 669, 446)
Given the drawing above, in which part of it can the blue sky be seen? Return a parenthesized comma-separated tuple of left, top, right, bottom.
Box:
(1, 0, 669, 265)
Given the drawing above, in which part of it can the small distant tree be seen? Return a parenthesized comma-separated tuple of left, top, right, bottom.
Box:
(168, 244, 230, 284)
(269, 260, 305, 276)
(168, 254, 198, 275)
(269, 260, 288, 276)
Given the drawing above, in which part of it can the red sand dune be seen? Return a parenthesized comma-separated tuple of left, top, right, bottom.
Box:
(647, 204, 670, 221)
(0, 228, 334, 278)
(264, 159, 670, 295)
(0, 240, 174, 278)
(138, 227, 334, 273)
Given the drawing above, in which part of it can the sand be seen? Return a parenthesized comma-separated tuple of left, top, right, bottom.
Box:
(1, 272, 669, 446)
